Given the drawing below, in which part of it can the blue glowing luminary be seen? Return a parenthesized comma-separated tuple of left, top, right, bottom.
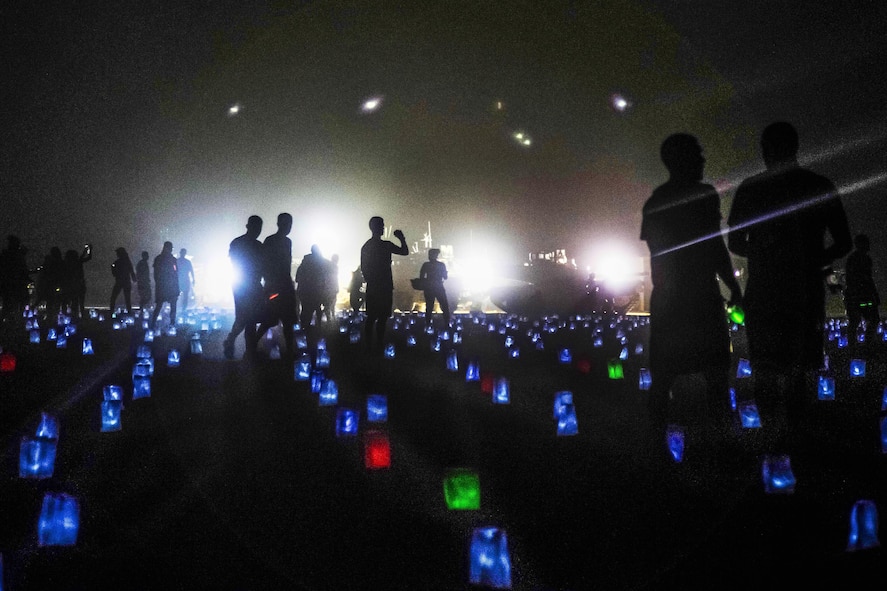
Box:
(850, 359, 866, 378)
(167, 349, 181, 367)
(557, 403, 578, 436)
(504, 335, 514, 348)
(190, 335, 203, 355)
(316, 349, 331, 369)
(406, 334, 417, 347)
(593, 336, 604, 348)
(37, 492, 80, 547)
(762, 454, 796, 494)
(29, 329, 40, 344)
(295, 332, 308, 350)
(847, 499, 880, 551)
(310, 369, 325, 394)
(101, 400, 122, 432)
(103, 384, 124, 401)
(56, 335, 67, 349)
(36, 412, 59, 440)
(47, 327, 57, 341)
(493, 378, 510, 404)
(367, 394, 388, 422)
(880, 416, 887, 454)
(666, 425, 685, 463)
(319, 379, 338, 406)
(638, 368, 652, 391)
(738, 402, 762, 428)
(509, 347, 520, 359)
(132, 359, 152, 379)
(384, 344, 396, 359)
(143, 329, 154, 342)
(335, 408, 359, 437)
(19, 437, 57, 479)
(729, 387, 737, 411)
(294, 354, 311, 381)
(558, 348, 572, 364)
(466, 358, 480, 382)
(553, 391, 573, 419)
(837, 335, 849, 349)
(619, 346, 629, 361)
(431, 338, 441, 352)
(736, 358, 753, 378)
(132, 374, 151, 399)
(817, 376, 836, 400)
(469, 527, 512, 589)
(349, 328, 361, 344)
(446, 349, 459, 372)
(81, 337, 94, 355)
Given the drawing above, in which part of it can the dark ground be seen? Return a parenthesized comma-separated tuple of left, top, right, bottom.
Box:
(1, 308, 885, 590)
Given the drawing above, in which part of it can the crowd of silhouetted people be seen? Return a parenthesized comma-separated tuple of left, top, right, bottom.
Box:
(0, 237, 198, 329)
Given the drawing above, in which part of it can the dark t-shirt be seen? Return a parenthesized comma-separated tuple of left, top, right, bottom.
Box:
(728, 166, 851, 369)
(641, 180, 731, 372)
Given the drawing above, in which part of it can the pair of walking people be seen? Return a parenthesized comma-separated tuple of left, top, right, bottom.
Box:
(643, 122, 852, 459)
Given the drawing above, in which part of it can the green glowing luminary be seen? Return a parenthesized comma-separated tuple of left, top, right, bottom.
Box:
(607, 359, 624, 380)
(443, 469, 480, 510)
(727, 305, 745, 325)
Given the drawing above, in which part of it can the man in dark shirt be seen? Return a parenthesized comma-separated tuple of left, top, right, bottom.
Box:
(641, 133, 742, 453)
(360, 216, 408, 353)
(151, 241, 180, 328)
(223, 215, 263, 359)
(255, 213, 297, 357)
(728, 121, 851, 449)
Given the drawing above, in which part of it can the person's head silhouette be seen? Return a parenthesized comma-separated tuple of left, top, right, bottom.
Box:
(761, 121, 799, 169)
(660, 133, 705, 182)
(428, 248, 440, 261)
(369, 216, 385, 237)
(246, 215, 263, 239)
(277, 213, 293, 235)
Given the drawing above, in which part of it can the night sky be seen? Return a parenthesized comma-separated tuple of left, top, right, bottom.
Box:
(3, 1, 886, 302)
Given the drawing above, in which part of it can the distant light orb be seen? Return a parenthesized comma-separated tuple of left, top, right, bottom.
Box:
(610, 93, 631, 113)
(495, 100, 504, 111)
(361, 96, 383, 113)
(227, 104, 241, 117)
(512, 131, 532, 148)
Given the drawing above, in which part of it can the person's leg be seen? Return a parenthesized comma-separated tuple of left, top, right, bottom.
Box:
(424, 291, 434, 327)
(123, 285, 132, 313)
(109, 283, 121, 313)
(439, 291, 450, 326)
(169, 297, 178, 327)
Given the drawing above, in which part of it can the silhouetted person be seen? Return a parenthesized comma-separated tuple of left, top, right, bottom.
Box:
(0, 235, 31, 321)
(110, 247, 137, 314)
(728, 121, 852, 449)
(254, 213, 297, 357)
(151, 241, 180, 328)
(323, 253, 339, 323)
(295, 244, 326, 331)
(63, 244, 91, 318)
(177, 248, 195, 312)
(641, 133, 742, 452)
(360, 216, 408, 353)
(419, 248, 450, 328)
(135, 251, 152, 310)
(223, 215, 264, 360)
(349, 266, 364, 313)
(843, 233, 880, 346)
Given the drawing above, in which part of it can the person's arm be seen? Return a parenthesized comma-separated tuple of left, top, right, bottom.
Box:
(822, 193, 852, 266)
(391, 230, 409, 256)
(726, 190, 750, 258)
(419, 262, 429, 279)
